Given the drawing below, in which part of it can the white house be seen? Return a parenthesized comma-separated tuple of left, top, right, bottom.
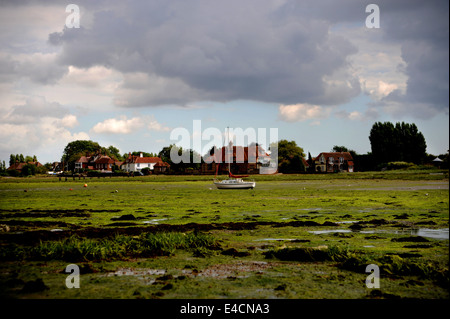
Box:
(121, 153, 165, 172)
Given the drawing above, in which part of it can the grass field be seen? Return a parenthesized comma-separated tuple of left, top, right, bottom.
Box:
(0, 170, 448, 299)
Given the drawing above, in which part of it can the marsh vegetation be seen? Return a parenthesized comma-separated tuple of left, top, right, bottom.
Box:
(0, 170, 448, 299)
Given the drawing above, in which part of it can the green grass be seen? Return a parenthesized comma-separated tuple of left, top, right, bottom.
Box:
(0, 170, 448, 299)
(0, 232, 220, 262)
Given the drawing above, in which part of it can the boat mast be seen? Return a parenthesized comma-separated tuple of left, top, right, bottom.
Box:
(227, 126, 231, 174)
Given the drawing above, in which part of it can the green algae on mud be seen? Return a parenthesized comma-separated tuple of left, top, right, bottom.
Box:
(0, 173, 448, 299)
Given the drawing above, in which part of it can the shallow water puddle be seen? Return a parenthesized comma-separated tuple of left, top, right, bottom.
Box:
(309, 229, 352, 235)
(142, 218, 169, 224)
(399, 228, 448, 240)
(107, 268, 166, 277)
(190, 261, 271, 279)
(254, 238, 297, 241)
(308, 228, 449, 240)
(105, 268, 166, 285)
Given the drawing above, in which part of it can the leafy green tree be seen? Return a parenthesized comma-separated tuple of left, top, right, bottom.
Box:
(107, 146, 123, 161)
(24, 156, 34, 163)
(271, 140, 306, 173)
(158, 145, 200, 173)
(369, 122, 427, 165)
(9, 154, 15, 167)
(61, 140, 102, 171)
(21, 164, 36, 176)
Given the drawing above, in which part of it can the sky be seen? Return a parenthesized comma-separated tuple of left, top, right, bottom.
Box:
(0, 0, 448, 164)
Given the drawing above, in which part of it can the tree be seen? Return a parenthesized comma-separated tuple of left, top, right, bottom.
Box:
(61, 140, 102, 171)
(369, 121, 427, 165)
(272, 140, 306, 173)
(24, 156, 34, 163)
(9, 154, 15, 167)
(107, 146, 123, 161)
(21, 163, 36, 176)
(158, 145, 200, 173)
(307, 152, 314, 173)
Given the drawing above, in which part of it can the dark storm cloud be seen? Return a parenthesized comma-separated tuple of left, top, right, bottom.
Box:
(41, 0, 448, 116)
(383, 0, 449, 115)
(48, 0, 360, 107)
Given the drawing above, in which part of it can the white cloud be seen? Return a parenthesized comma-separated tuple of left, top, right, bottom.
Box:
(59, 114, 79, 128)
(334, 110, 364, 121)
(331, 25, 408, 102)
(91, 116, 144, 134)
(278, 103, 331, 122)
(148, 117, 170, 132)
(0, 116, 89, 163)
(91, 115, 170, 134)
(62, 66, 122, 90)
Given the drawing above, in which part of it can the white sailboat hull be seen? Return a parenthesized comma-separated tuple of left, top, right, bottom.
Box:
(213, 178, 255, 189)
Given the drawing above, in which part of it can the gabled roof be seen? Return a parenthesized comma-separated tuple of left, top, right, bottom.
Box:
(154, 161, 170, 167)
(75, 156, 90, 163)
(205, 145, 269, 163)
(123, 153, 163, 164)
(7, 162, 43, 171)
(135, 157, 162, 164)
(316, 152, 354, 161)
(94, 156, 115, 164)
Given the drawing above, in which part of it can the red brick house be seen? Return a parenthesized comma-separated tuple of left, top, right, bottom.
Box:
(7, 161, 43, 173)
(313, 152, 354, 173)
(121, 153, 169, 173)
(154, 161, 170, 174)
(201, 144, 270, 175)
(75, 154, 115, 172)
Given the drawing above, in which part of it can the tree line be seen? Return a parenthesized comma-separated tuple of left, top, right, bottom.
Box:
(1, 121, 447, 176)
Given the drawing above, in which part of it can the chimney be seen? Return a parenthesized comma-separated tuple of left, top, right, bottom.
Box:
(140, 152, 143, 158)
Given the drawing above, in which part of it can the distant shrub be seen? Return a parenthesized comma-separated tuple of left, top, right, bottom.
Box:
(7, 169, 20, 177)
(386, 162, 415, 170)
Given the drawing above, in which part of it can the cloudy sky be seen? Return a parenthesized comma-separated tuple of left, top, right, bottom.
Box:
(0, 0, 448, 164)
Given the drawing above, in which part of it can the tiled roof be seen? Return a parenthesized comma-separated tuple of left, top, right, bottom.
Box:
(95, 156, 115, 164)
(154, 161, 170, 167)
(206, 145, 269, 163)
(75, 156, 89, 163)
(7, 162, 42, 170)
(135, 157, 162, 164)
(316, 152, 354, 161)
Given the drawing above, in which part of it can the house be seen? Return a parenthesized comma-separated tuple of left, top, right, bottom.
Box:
(314, 152, 354, 173)
(7, 161, 43, 173)
(121, 153, 168, 173)
(74, 153, 115, 172)
(75, 156, 91, 170)
(154, 161, 170, 174)
(93, 155, 115, 172)
(201, 143, 270, 175)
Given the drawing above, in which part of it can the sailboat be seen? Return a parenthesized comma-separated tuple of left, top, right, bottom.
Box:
(213, 171, 256, 189)
(213, 128, 256, 189)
